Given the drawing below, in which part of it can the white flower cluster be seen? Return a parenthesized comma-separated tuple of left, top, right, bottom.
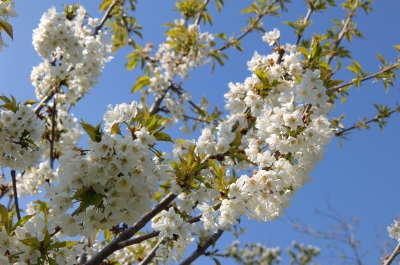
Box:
(0, 0, 18, 51)
(194, 29, 334, 228)
(31, 6, 112, 104)
(42, 101, 83, 159)
(45, 103, 170, 239)
(0, 212, 84, 265)
(388, 219, 400, 241)
(147, 19, 214, 121)
(0, 105, 44, 171)
(152, 207, 195, 262)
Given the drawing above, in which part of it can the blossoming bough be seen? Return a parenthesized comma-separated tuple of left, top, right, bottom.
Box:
(0, 1, 399, 264)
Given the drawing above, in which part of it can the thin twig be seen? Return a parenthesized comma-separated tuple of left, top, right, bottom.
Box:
(49, 98, 56, 170)
(384, 242, 400, 265)
(94, 0, 118, 36)
(295, 4, 313, 46)
(194, 0, 211, 26)
(11, 170, 21, 220)
(215, 0, 280, 53)
(84, 193, 177, 265)
(327, 0, 359, 64)
(138, 236, 166, 265)
(329, 63, 400, 93)
(335, 108, 400, 137)
(179, 229, 224, 265)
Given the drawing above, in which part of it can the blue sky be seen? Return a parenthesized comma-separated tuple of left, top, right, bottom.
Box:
(1, 0, 399, 264)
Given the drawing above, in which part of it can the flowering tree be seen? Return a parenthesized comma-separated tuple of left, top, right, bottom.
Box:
(0, 0, 399, 264)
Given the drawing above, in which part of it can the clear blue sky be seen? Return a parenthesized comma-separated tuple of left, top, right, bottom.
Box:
(1, 1, 399, 264)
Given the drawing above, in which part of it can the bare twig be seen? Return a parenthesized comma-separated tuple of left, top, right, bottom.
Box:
(84, 193, 177, 265)
(295, 4, 313, 46)
(179, 229, 224, 265)
(138, 237, 166, 265)
(329, 63, 400, 93)
(383, 241, 400, 265)
(215, 0, 280, 53)
(327, 0, 359, 64)
(11, 170, 21, 220)
(335, 107, 400, 137)
(194, 0, 211, 26)
(94, 0, 118, 36)
(49, 98, 56, 170)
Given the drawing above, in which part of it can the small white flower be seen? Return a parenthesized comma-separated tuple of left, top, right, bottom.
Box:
(262, 28, 280, 46)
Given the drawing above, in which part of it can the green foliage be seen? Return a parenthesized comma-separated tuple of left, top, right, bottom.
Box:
(0, 94, 18, 112)
(79, 120, 103, 143)
(0, 19, 13, 40)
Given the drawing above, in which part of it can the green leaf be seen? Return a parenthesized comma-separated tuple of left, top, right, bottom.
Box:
(47, 241, 81, 250)
(394, 45, 400, 52)
(153, 131, 173, 143)
(71, 187, 90, 200)
(23, 99, 37, 106)
(19, 238, 41, 249)
(0, 19, 13, 40)
(13, 214, 34, 230)
(132, 76, 151, 93)
(297, 46, 309, 57)
(325, 79, 344, 89)
(0, 204, 9, 233)
(110, 123, 121, 135)
(33, 200, 49, 223)
(376, 53, 387, 65)
(215, 33, 227, 40)
(187, 144, 195, 167)
(104, 229, 112, 244)
(48, 257, 57, 265)
(80, 120, 103, 143)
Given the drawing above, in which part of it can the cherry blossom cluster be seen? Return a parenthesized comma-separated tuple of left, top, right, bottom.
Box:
(193, 29, 334, 229)
(41, 100, 83, 160)
(146, 19, 214, 121)
(0, 0, 18, 51)
(30, 6, 112, 104)
(44, 103, 171, 240)
(388, 219, 400, 241)
(0, 105, 45, 171)
(0, 208, 85, 265)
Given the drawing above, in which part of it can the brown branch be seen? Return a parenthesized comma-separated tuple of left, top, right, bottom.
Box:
(329, 63, 400, 93)
(295, 4, 313, 46)
(384, 241, 400, 265)
(11, 170, 21, 220)
(49, 98, 56, 170)
(138, 236, 165, 265)
(335, 107, 400, 137)
(194, 0, 211, 26)
(34, 87, 57, 115)
(84, 193, 177, 265)
(179, 229, 224, 265)
(182, 114, 217, 125)
(215, 0, 280, 53)
(94, 0, 118, 36)
(327, 0, 359, 64)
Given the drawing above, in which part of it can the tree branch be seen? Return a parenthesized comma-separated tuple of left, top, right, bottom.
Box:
(329, 63, 400, 93)
(179, 229, 224, 265)
(194, 0, 211, 26)
(84, 193, 177, 265)
(11, 170, 21, 220)
(327, 0, 359, 64)
(295, 3, 313, 46)
(215, 0, 280, 53)
(94, 0, 118, 36)
(384, 241, 400, 265)
(335, 107, 400, 137)
(138, 236, 166, 265)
